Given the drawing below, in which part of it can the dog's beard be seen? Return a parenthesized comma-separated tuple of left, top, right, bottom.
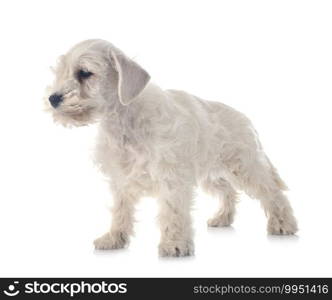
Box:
(49, 96, 101, 127)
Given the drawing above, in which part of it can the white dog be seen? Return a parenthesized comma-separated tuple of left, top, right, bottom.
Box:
(46, 39, 298, 256)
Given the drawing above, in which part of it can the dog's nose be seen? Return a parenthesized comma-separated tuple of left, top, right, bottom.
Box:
(49, 93, 63, 108)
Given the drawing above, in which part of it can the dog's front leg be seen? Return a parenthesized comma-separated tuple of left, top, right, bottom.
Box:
(94, 188, 138, 250)
(158, 179, 194, 257)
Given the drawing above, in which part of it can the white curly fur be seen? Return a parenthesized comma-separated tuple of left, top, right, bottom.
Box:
(45, 39, 298, 257)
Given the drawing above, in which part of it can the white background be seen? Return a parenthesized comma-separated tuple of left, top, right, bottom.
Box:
(0, 0, 331, 277)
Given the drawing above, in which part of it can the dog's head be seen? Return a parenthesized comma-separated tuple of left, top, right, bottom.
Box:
(45, 39, 150, 126)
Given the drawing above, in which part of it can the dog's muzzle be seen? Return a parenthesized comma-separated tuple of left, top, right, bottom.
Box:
(49, 93, 63, 108)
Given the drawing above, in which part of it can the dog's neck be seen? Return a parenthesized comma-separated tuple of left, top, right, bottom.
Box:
(99, 83, 159, 145)
(100, 103, 135, 140)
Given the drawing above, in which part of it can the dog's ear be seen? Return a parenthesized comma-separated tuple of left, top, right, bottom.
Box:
(109, 49, 150, 105)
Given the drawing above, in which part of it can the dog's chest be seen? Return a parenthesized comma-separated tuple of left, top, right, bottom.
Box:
(96, 128, 152, 179)
(119, 136, 150, 175)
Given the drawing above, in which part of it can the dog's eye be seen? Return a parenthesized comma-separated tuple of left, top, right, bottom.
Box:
(77, 69, 93, 82)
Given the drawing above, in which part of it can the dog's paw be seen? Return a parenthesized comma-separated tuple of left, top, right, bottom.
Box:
(94, 232, 128, 250)
(267, 214, 298, 235)
(158, 240, 194, 257)
(208, 213, 234, 227)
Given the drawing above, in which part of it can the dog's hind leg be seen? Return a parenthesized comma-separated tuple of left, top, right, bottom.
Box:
(226, 151, 298, 235)
(201, 177, 238, 227)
